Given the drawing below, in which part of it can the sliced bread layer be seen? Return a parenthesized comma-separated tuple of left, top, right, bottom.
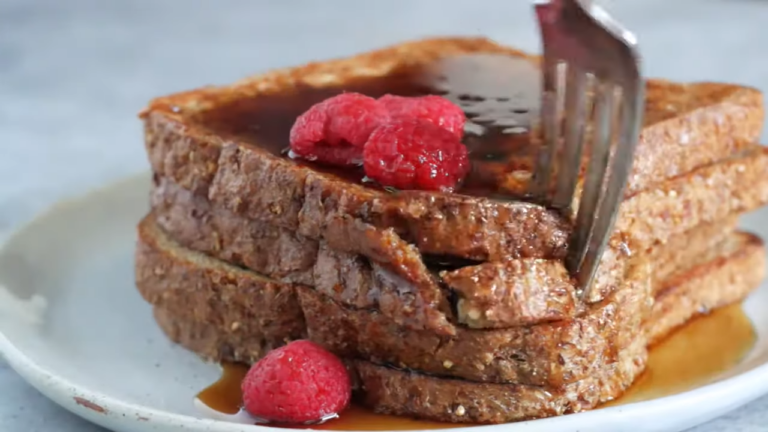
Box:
(135, 215, 763, 388)
(142, 37, 763, 267)
(145, 229, 764, 423)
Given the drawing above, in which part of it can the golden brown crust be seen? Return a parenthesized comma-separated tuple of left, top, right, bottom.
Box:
(616, 148, 768, 250)
(136, 212, 648, 387)
(150, 176, 581, 328)
(136, 209, 762, 383)
(136, 36, 767, 423)
(297, 267, 650, 387)
(144, 230, 764, 422)
(150, 305, 644, 424)
(646, 232, 766, 344)
(141, 37, 763, 270)
(349, 338, 646, 424)
(648, 216, 739, 292)
(153, 307, 270, 364)
(441, 258, 578, 328)
(148, 147, 768, 311)
(149, 175, 460, 335)
(134, 216, 307, 356)
(141, 36, 763, 195)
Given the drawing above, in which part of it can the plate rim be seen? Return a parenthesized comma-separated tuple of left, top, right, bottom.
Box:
(0, 172, 767, 432)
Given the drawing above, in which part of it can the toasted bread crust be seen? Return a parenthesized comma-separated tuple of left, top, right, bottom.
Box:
(145, 116, 571, 261)
(141, 38, 763, 271)
(134, 218, 307, 357)
(648, 216, 739, 291)
(152, 146, 768, 324)
(616, 148, 768, 249)
(135, 36, 768, 425)
(646, 232, 766, 344)
(348, 340, 646, 424)
(146, 230, 764, 423)
(147, 174, 458, 336)
(297, 270, 650, 387)
(135, 212, 762, 385)
(440, 258, 578, 328)
(141, 37, 763, 196)
(150, 177, 585, 328)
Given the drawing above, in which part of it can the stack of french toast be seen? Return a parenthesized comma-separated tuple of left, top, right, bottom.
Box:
(134, 38, 768, 424)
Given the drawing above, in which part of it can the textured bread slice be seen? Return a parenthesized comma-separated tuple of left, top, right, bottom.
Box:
(441, 215, 739, 329)
(296, 223, 754, 386)
(646, 231, 766, 344)
(149, 143, 768, 329)
(614, 147, 768, 251)
(349, 232, 765, 424)
(151, 175, 580, 329)
(134, 217, 307, 360)
(649, 216, 739, 293)
(141, 37, 763, 268)
(296, 274, 650, 387)
(148, 180, 456, 335)
(153, 305, 646, 424)
(148, 229, 764, 423)
(439, 258, 578, 328)
(136, 214, 649, 387)
(347, 342, 645, 424)
(136, 213, 760, 386)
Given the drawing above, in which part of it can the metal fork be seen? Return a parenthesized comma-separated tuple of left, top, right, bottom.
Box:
(529, 0, 645, 300)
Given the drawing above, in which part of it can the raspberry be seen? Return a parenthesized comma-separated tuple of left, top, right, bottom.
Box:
(363, 119, 470, 192)
(289, 93, 389, 165)
(241, 340, 351, 424)
(379, 94, 466, 139)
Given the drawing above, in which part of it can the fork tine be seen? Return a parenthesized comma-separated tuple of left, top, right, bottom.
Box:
(529, 54, 561, 200)
(566, 81, 614, 279)
(551, 66, 589, 210)
(533, 0, 644, 300)
(575, 85, 644, 298)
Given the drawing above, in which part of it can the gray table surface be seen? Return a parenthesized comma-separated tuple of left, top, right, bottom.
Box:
(2, 0, 768, 430)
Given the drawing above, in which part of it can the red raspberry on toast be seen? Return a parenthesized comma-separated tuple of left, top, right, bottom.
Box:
(363, 119, 470, 192)
(289, 93, 389, 165)
(379, 94, 466, 139)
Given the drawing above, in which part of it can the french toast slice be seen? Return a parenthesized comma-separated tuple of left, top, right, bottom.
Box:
(137, 35, 768, 425)
(134, 217, 307, 360)
(649, 216, 739, 293)
(135, 214, 761, 387)
(146, 228, 765, 423)
(141, 37, 763, 267)
(295, 275, 650, 388)
(153, 305, 646, 423)
(646, 231, 766, 344)
(148, 144, 768, 329)
(135, 215, 646, 387)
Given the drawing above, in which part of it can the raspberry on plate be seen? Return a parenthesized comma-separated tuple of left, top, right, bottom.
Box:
(289, 93, 389, 166)
(241, 340, 351, 424)
(363, 119, 470, 192)
(379, 94, 466, 139)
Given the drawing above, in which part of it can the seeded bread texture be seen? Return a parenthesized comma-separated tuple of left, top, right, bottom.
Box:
(146, 229, 764, 422)
(142, 37, 763, 267)
(140, 37, 765, 335)
(136, 214, 763, 386)
(148, 145, 768, 329)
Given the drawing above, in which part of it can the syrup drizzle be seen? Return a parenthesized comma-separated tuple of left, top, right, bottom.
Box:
(196, 362, 248, 415)
(195, 304, 756, 429)
(191, 54, 542, 197)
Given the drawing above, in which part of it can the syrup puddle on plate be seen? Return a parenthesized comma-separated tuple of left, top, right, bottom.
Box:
(606, 302, 756, 406)
(195, 303, 755, 429)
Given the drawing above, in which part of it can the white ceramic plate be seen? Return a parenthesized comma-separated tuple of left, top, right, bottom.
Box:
(1, 173, 768, 432)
